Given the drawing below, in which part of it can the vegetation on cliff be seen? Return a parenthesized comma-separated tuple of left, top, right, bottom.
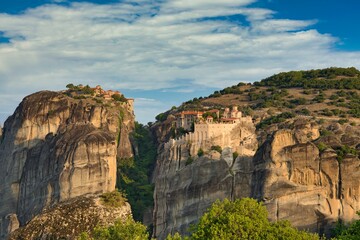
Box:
(254, 67, 360, 89)
(117, 122, 157, 221)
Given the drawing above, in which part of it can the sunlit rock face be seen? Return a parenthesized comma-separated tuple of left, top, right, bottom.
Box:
(152, 117, 360, 239)
(0, 91, 134, 239)
(252, 120, 360, 236)
(152, 117, 257, 239)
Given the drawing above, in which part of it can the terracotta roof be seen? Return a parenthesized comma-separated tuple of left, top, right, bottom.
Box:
(208, 109, 220, 113)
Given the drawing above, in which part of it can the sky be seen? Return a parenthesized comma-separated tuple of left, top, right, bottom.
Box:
(1, 0, 360, 124)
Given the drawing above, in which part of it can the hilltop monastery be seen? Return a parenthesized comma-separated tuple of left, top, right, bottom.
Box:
(166, 106, 254, 157)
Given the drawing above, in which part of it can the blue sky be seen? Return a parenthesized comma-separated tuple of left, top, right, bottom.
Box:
(0, 0, 360, 124)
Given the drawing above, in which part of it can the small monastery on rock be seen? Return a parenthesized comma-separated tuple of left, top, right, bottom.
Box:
(166, 106, 255, 157)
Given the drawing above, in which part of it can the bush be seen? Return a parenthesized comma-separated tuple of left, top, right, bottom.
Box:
(82, 217, 150, 240)
(210, 145, 222, 153)
(155, 112, 168, 122)
(100, 190, 127, 208)
(66, 83, 75, 89)
(185, 157, 194, 166)
(112, 93, 127, 102)
(233, 151, 239, 160)
(338, 118, 349, 125)
(317, 142, 329, 152)
(256, 112, 295, 129)
(333, 212, 360, 239)
(197, 148, 204, 157)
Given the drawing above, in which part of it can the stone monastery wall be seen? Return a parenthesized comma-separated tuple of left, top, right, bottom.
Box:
(165, 116, 253, 156)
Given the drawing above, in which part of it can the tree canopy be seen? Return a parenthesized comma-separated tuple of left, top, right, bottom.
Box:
(79, 217, 149, 240)
(167, 198, 319, 240)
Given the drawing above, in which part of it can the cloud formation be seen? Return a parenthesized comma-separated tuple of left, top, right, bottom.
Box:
(0, 0, 360, 123)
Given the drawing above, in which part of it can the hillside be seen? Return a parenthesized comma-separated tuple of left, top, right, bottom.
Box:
(154, 67, 360, 133)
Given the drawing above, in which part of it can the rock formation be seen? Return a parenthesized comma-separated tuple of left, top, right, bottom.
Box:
(152, 118, 360, 238)
(9, 195, 132, 240)
(152, 119, 257, 239)
(0, 90, 134, 239)
(252, 120, 360, 235)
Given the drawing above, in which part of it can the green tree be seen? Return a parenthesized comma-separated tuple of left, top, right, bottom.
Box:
(333, 213, 360, 239)
(197, 148, 204, 157)
(188, 198, 319, 240)
(112, 93, 127, 102)
(84, 217, 149, 240)
(66, 83, 75, 89)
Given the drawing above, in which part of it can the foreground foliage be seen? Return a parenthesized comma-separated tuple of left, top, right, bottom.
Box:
(333, 212, 360, 239)
(78, 217, 149, 240)
(100, 190, 127, 208)
(167, 198, 319, 240)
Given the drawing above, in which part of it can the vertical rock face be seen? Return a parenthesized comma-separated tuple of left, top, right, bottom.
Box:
(0, 91, 134, 239)
(153, 118, 360, 239)
(152, 120, 257, 239)
(252, 121, 360, 235)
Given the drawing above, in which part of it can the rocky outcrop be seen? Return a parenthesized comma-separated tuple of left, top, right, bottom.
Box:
(9, 195, 132, 240)
(0, 91, 134, 239)
(152, 120, 257, 239)
(252, 121, 360, 236)
(153, 118, 360, 238)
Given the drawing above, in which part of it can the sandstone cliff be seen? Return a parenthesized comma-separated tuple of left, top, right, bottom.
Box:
(152, 117, 360, 238)
(0, 90, 134, 239)
(252, 120, 360, 235)
(152, 119, 257, 239)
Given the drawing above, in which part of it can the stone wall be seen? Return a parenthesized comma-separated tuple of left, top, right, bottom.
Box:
(166, 117, 254, 157)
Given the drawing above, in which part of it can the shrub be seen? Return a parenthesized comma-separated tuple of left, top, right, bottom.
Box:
(197, 148, 204, 157)
(338, 118, 349, 125)
(83, 217, 150, 240)
(320, 129, 332, 136)
(233, 151, 239, 160)
(100, 190, 127, 208)
(155, 112, 168, 122)
(112, 93, 127, 102)
(66, 83, 75, 89)
(210, 145, 222, 153)
(317, 142, 329, 152)
(186, 157, 194, 166)
(333, 212, 360, 239)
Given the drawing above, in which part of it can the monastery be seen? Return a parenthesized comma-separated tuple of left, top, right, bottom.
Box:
(72, 85, 134, 105)
(166, 106, 254, 157)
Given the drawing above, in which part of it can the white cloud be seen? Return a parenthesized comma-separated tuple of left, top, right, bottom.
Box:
(0, 0, 360, 123)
